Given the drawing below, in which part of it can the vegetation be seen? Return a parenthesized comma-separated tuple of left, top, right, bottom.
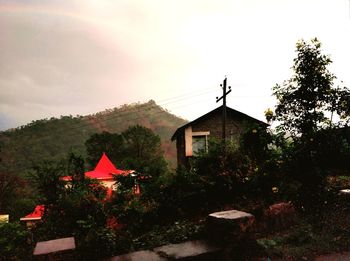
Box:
(272, 38, 349, 138)
(85, 125, 167, 177)
(269, 38, 350, 209)
(1, 39, 350, 260)
(0, 100, 187, 175)
(0, 222, 31, 261)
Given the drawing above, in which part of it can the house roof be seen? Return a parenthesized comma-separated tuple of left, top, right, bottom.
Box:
(20, 205, 45, 221)
(171, 105, 268, 141)
(85, 152, 132, 180)
(62, 153, 133, 181)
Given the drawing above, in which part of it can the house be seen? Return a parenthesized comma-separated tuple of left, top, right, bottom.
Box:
(62, 152, 139, 197)
(171, 105, 268, 168)
(20, 205, 45, 228)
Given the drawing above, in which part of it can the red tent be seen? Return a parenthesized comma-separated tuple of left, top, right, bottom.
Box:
(20, 205, 45, 221)
(85, 152, 132, 180)
(62, 153, 133, 181)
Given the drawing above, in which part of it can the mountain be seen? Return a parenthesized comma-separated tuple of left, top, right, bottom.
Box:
(0, 100, 187, 175)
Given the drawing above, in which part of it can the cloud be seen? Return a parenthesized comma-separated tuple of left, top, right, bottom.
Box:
(0, 10, 139, 129)
(1, 0, 350, 130)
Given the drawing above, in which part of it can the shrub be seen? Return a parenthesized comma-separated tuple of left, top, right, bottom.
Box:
(0, 222, 31, 261)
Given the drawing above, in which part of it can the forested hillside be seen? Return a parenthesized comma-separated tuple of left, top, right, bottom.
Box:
(0, 100, 187, 175)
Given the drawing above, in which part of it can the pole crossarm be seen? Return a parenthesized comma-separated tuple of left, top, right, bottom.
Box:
(216, 77, 231, 142)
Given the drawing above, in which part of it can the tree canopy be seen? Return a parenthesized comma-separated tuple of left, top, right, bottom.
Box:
(85, 125, 167, 177)
(268, 38, 350, 206)
(272, 38, 350, 139)
(85, 131, 124, 168)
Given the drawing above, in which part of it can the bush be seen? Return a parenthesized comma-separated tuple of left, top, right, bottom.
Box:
(76, 224, 117, 259)
(0, 222, 32, 261)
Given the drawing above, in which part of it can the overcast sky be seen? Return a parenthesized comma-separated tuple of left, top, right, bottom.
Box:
(1, 0, 350, 130)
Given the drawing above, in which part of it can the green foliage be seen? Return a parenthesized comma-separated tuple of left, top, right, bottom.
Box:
(110, 173, 159, 233)
(191, 139, 254, 204)
(75, 219, 117, 259)
(272, 38, 350, 139)
(156, 167, 208, 218)
(27, 154, 114, 260)
(257, 194, 350, 259)
(85, 131, 124, 168)
(0, 115, 92, 175)
(0, 172, 25, 214)
(268, 38, 350, 209)
(130, 220, 205, 250)
(85, 125, 168, 178)
(27, 160, 65, 206)
(67, 152, 86, 187)
(0, 222, 31, 261)
(122, 125, 168, 177)
(0, 101, 186, 175)
(33, 175, 107, 241)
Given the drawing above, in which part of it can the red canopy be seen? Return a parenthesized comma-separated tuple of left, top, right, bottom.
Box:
(62, 153, 133, 181)
(20, 205, 45, 221)
(85, 152, 132, 180)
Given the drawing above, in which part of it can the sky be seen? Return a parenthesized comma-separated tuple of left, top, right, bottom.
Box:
(1, 0, 350, 130)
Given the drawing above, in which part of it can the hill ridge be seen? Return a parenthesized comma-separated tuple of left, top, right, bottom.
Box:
(0, 100, 187, 174)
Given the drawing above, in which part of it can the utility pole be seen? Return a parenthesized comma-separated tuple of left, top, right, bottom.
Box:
(216, 77, 231, 142)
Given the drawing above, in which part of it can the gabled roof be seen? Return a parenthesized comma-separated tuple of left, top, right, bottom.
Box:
(20, 205, 45, 221)
(85, 152, 131, 180)
(62, 153, 133, 181)
(171, 105, 268, 141)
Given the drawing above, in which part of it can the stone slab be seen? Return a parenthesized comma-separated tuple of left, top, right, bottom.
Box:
(33, 237, 75, 255)
(108, 250, 165, 261)
(339, 189, 350, 195)
(207, 209, 255, 244)
(209, 210, 253, 220)
(154, 240, 220, 259)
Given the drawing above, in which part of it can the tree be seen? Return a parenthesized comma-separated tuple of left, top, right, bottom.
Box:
(0, 172, 24, 213)
(28, 160, 65, 206)
(85, 126, 167, 182)
(270, 38, 350, 207)
(67, 152, 85, 185)
(122, 125, 162, 159)
(85, 131, 124, 168)
(272, 38, 350, 139)
(121, 125, 167, 177)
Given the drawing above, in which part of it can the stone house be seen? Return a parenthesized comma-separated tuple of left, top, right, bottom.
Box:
(171, 105, 268, 168)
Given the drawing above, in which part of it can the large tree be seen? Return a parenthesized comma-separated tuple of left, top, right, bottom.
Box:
(85, 125, 167, 177)
(272, 38, 350, 139)
(0, 172, 24, 213)
(85, 131, 125, 168)
(123, 125, 168, 177)
(270, 38, 350, 207)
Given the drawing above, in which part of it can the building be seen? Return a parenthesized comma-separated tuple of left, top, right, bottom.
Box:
(20, 205, 45, 228)
(171, 105, 268, 168)
(62, 152, 139, 197)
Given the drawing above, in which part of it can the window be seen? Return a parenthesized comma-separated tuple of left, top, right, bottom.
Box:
(192, 135, 207, 155)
